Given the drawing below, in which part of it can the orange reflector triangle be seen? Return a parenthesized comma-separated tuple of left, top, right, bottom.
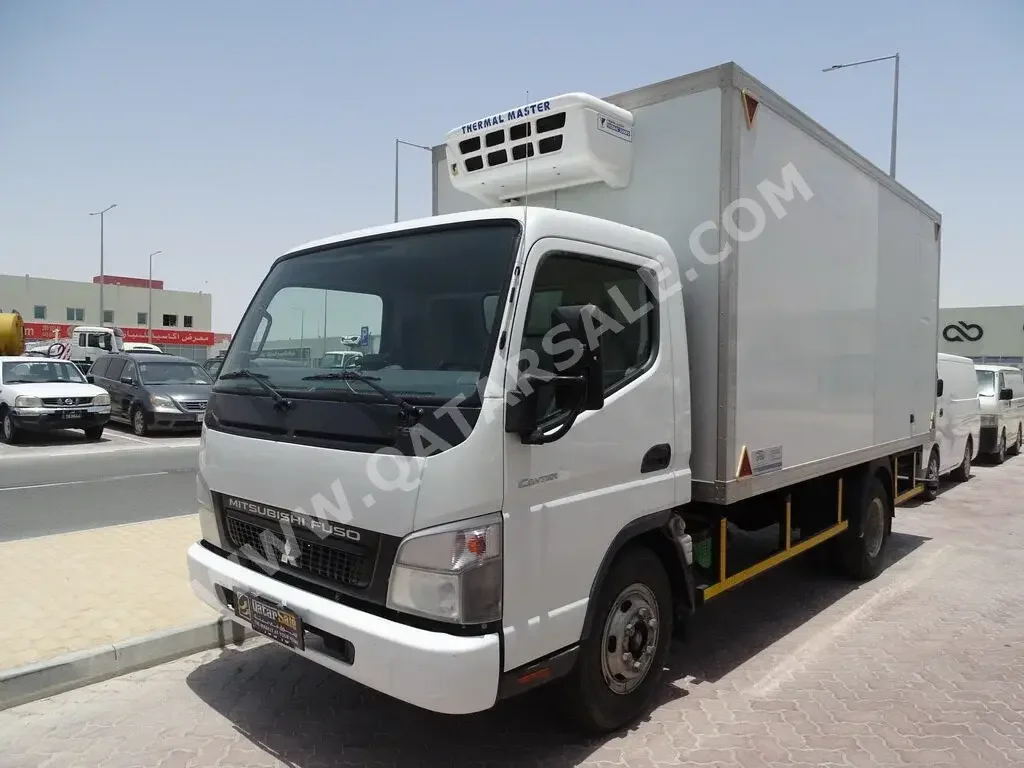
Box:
(741, 90, 759, 129)
(736, 445, 753, 479)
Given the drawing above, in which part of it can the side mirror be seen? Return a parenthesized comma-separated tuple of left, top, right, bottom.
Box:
(999, 387, 1013, 401)
(85, 374, 95, 384)
(121, 375, 135, 386)
(936, 379, 944, 397)
(505, 303, 605, 445)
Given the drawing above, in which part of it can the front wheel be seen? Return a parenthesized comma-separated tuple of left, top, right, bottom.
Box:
(131, 407, 149, 437)
(1, 409, 19, 445)
(560, 546, 673, 734)
(83, 425, 104, 441)
(993, 432, 1007, 465)
(834, 475, 891, 581)
(1009, 425, 1023, 457)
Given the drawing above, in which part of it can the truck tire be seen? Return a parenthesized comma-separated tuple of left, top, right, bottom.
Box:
(84, 425, 104, 441)
(1009, 425, 1022, 457)
(950, 439, 972, 483)
(834, 475, 891, 581)
(560, 546, 673, 734)
(922, 449, 940, 501)
(1, 408, 19, 445)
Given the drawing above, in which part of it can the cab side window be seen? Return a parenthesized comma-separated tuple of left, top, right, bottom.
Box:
(521, 252, 656, 418)
(121, 360, 139, 384)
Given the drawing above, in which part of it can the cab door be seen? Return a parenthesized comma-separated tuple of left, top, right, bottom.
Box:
(499, 238, 684, 671)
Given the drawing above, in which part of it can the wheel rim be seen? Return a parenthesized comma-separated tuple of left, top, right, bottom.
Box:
(2, 414, 11, 439)
(863, 497, 886, 559)
(927, 454, 939, 486)
(1000, 435, 1006, 459)
(964, 444, 971, 473)
(134, 411, 144, 432)
(600, 583, 660, 696)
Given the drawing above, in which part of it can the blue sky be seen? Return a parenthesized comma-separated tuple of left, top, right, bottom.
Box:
(1, 0, 1020, 335)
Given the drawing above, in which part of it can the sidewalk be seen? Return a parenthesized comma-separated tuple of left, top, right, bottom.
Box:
(0, 515, 217, 669)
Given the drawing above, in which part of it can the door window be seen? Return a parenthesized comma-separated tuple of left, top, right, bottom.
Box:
(105, 359, 126, 381)
(521, 252, 656, 419)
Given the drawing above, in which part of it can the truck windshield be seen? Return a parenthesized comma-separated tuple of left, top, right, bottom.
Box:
(976, 370, 996, 397)
(218, 221, 520, 405)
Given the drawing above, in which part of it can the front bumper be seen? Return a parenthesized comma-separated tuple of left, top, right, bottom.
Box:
(187, 542, 501, 715)
(11, 407, 110, 432)
(148, 408, 205, 430)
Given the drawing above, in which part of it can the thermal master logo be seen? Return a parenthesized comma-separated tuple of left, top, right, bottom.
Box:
(223, 495, 362, 542)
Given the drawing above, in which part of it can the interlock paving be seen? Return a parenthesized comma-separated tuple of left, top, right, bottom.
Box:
(0, 515, 215, 668)
(1, 459, 1022, 767)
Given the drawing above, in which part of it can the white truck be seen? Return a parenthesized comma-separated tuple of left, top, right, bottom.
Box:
(27, 325, 125, 372)
(188, 62, 940, 732)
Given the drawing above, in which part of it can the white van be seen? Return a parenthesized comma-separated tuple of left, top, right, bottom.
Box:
(922, 353, 981, 500)
(975, 364, 1024, 463)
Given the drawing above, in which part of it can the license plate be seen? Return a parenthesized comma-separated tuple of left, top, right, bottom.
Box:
(61, 410, 84, 420)
(195, 411, 205, 422)
(235, 592, 304, 650)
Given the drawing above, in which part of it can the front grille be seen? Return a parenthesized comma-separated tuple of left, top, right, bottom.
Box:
(224, 514, 374, 588)
(177, 399, 208, 411)
(41, 396, 92, 406)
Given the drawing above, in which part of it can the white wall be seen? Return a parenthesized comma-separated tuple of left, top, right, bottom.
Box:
(0, 273, 212, 331)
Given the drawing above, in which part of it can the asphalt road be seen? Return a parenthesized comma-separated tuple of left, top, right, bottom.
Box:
(0, 431, 199, 542)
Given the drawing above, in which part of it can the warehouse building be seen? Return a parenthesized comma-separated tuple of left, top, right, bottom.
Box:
(0, 272, 221, 360)
(939, 305, 1024, 367)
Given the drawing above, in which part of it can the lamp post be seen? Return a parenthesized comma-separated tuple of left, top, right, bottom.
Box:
(823, 54, 900, 178)
(291, 308, 306, 362)
(89, 204, 117, 324)
(147, 251, 162, 343)
(394, 138, 432, 222)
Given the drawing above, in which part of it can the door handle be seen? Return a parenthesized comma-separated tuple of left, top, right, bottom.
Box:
(641, 443, 671, 474)
(939, 408, 944, 417)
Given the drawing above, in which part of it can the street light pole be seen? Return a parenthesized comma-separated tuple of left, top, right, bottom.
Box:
(823, 53, 900, 178)
(393, 138, 432, 222)
(89, 204, 117, 324)
(148, 251, 162, 343)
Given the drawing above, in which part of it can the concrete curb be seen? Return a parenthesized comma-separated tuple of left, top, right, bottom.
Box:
(0, 616, 252, 712)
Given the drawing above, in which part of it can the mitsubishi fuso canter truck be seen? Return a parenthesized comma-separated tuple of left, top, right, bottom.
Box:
(188, 62, 940, 733)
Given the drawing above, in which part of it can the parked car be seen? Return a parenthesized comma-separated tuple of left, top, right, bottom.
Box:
(0, 356, 111, 443)
(124, 342, 163, 354)
(975, 364, 1024, 463)
(88, 352, 212, 435)
(922, 353, 981, 500)
(320, 350, 363, 369)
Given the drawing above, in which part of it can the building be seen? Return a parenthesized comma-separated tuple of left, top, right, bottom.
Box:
(939, 305, 1024, 367)
(0, 272, 225, 360)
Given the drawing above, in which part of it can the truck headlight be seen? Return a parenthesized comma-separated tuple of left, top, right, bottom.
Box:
(14, 395, 42, 408)
(150, 394, 177, 410)
(387, 513, 502, 625)
(93, 393, 110, 406)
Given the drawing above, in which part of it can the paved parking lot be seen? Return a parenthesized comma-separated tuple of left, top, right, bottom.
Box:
(1, 459, 1022, 767)
(0, 420, 199, 458)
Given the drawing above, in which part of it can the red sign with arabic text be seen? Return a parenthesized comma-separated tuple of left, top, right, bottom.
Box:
(23, 322, 216, 347)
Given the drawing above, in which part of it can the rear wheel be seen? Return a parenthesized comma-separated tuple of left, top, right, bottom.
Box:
(950, 439, 972, 482)
(560, 546, 673, 734)
(834, 475, 891, 580)
(922, 449, 940, 501)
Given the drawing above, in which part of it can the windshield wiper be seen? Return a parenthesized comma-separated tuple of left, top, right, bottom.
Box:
(302, 371, 423, 422)
(219, 369, 294, 411)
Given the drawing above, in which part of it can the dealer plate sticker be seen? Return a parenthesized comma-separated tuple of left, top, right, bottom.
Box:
(235, 592, 304, 650)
